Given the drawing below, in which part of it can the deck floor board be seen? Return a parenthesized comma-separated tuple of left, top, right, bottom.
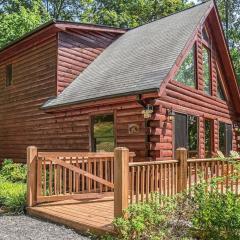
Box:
(27, 197, 114, 235)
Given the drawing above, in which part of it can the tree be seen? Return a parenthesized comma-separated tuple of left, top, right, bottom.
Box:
(42, 0, 89, 20)
(81, 0, 193, 28)
(0, 0, 50, 48)
(216, 0, 240, 83)
(198, 0, 240, 83)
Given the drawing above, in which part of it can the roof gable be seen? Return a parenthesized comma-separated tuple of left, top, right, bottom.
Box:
(0, 20, 126, 60)
(43, 1, 214, 109)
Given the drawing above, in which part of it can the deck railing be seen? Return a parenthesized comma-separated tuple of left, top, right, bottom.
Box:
(27, 146, 240, 218)
(26, 146, 135, 207)
(115, 148, 240, 216)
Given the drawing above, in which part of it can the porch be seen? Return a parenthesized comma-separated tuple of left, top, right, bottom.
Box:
(28, 197, 114, 235)
(26, 147, 240, 235)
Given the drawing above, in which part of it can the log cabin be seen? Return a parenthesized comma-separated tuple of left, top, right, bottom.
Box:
(0, 0, 239, 163)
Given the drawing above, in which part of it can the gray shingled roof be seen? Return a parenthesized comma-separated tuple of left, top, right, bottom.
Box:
(43, 1, 213, 109)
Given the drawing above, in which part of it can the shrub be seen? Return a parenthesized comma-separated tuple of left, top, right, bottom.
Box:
(0, 159, 27, 183)
(112, 194, 180, 240)
(0, 177, 26, 214)
(191, 182, 240, 240)
(110, 183, 240, 240)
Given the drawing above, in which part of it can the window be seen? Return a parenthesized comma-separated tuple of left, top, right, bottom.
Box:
(219, 122, 232, 156)
(174, 113, 198, 158)
(91, 114, 115, 152)
(203, 47, 211, 95)
(6, 64, 13, 86)
(205, 119, 213, 158)
(217, 72, 226, 101)
(175, 46, 196, 88)
(202, 27, 210, 43)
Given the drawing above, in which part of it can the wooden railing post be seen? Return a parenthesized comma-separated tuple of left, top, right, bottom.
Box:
(114, 147, 129, 218)
(27, 146, 38, 207)
(176, 148, 188, 193)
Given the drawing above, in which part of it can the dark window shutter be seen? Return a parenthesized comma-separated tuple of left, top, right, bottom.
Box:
(226, 124, 232, 156)
(175, 113, 188, 151)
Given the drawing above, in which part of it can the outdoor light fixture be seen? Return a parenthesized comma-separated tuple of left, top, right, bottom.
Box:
(141, 104, 154, 119)
(233, 122, 240, 131)
(167, 109, 175, 121)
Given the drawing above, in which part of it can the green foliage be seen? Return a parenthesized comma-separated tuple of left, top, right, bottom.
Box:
(0, 0, 50, 48)
(0, 159, 27, 183)
(106, 164, 240, 240)
(191, 182, 240, 240)
(82, 0, 193, 28)
(0, 177, 26, 214)
(108, 194, 183, 240)
(0, 159, 27, 213)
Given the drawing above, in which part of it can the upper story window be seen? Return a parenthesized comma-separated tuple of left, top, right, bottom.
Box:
(202, 27, 210, 43)
(175, 46, 196, 88)
(216, 70, 226, 101)
(203, 46, 211, 95)
(6, 64, 13, 87)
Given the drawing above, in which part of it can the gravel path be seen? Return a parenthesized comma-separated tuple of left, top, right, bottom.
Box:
(0, 214, 91, 240)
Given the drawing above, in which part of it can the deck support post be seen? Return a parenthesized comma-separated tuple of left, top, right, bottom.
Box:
(114, 147, 129, 218)
(27, 146, 38, 207)
(176, 148, 188, 193)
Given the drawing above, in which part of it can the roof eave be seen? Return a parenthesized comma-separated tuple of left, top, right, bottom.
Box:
(42, 88, 160, 112)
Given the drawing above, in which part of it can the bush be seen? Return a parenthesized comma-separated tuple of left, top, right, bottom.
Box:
(191, 182, 240, 240)
(112, 194, 181, 240)
(0, 159, 27, 213)
(0, 159, 27, 183)
(0, 177, 26, 214)
(109, 183, 240, 240)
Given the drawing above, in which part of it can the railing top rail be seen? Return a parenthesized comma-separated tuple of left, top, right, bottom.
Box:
(38, 151, 135, 158)
(187, 157, 240, 163)
(129, 159, 179, 167)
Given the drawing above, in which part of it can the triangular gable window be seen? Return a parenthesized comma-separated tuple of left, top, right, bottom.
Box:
(202, 27, 210, 43)
(217, 71, 226, 101)
(175, 46, 196, 88)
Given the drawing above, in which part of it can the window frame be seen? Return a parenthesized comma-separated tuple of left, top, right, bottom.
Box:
(219, 122, 232, 156)
(174, 112, 199, 158)
(204, 118, 214, 158)
(6, 64, 13, 87)
(202, 45, 212, 96)
(216, 64, 227, 101)
(90, 113, 115, 152)
(174, 44, 197, 89)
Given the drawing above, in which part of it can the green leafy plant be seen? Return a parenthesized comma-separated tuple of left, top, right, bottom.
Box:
(190, 167, 240, 240)
(0, 177, 26, 214)
(0, 159, 27, 183)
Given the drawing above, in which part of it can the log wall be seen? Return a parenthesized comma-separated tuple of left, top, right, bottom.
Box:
(57, 30, 121, 94)
(0, 34, 58, 162)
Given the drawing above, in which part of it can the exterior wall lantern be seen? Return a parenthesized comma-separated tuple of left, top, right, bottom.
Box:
(233, 122, 240, 132)
(166, 109, 175, 121)
(141, 104, 154, 119)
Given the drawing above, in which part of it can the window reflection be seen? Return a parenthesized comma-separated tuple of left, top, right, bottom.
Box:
(92, 114, 115, 152)
(175, 46, 196, 88)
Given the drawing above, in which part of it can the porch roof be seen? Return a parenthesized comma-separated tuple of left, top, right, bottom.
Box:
(42, 1, 213, 109)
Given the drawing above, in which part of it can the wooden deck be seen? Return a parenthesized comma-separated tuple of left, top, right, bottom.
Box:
(27, 197, 114, 235)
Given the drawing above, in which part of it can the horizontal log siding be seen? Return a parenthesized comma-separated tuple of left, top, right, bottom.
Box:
(0, 35, 58, 162)
(57, 30, 120, 94)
